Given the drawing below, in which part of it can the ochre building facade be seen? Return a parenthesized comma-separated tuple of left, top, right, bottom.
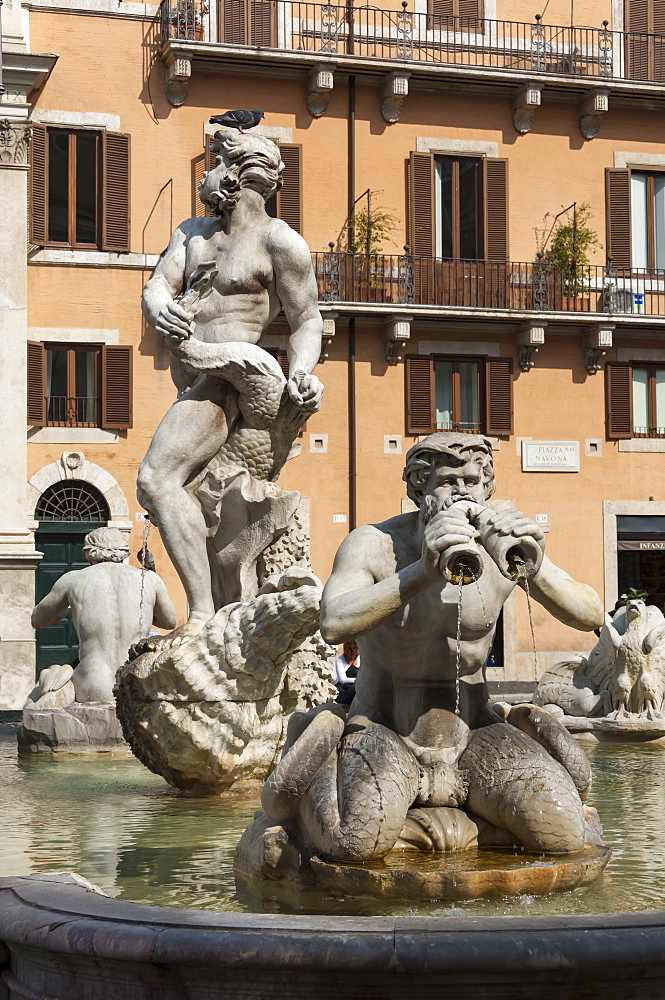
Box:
(2, 0, 665, 706)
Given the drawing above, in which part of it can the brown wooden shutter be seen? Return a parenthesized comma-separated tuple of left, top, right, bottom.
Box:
(277, 144, 302, 234)
(193, 139, 216, 217)
(484, 159, 509, 262)
(266, 348, 290, 377)
(250, 0, 275, 45)
(222, 0, 246, 43)
(606, 168, 631, 269)
(29, 123, 47, 247)
(102, 345, 132, 429)
(27, 341, 46, 426)
(485, 357, 513, 436)
(405, 355, 435, 434)
(102, 132, 130, 253)
(457, 0, 484, 23)
(408, 152, 434, 257)
(606, 363, 632, 439)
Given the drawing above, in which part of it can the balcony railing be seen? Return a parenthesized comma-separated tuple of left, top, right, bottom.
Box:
(161, 0, 665, 85)
(46, 396, 100, 427)
(311, 253, 665, 316)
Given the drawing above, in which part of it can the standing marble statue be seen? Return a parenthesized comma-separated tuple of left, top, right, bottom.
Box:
(138, 129, 323, 644)
(238, 433, 606, 878)
(30, 528, 176, 705)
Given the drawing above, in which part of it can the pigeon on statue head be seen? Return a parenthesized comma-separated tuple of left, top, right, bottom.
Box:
(208, 110, 265, 133)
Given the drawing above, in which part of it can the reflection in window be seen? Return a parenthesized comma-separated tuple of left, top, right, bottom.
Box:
(631, 172, 665, 270)
(435, 155, 482, 260)
(46, 347, 99, 426)
(435, 359, 480, 432)
(632, 365, 665, 437)
(47, 129, 98, 246)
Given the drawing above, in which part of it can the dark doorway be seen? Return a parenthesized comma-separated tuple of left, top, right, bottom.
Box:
(617, 515, 665, 612)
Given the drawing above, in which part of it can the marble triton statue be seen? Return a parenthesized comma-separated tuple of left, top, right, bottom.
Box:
(237, 433, 606, 875)
(30, 527, 175, 705)
(138, 129, 323, 646)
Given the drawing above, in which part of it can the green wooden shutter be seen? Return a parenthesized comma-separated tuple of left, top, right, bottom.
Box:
(405, 355, 435, 434)
(484, 159, 509, 261)
(409, 152, 434, 257)
(485, 357, 513, 436)
(277, 143, 302, 233)
(605, 168, 631, 269)
(29, 123, 47, 247)
(606, 363, 633, 438)
(102, 345, 133, 429)
(27, 341, 47, 426)
(102, 132, 131, 252)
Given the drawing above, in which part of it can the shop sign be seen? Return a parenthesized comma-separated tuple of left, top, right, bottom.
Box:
(617, 540, 665, 550)
(522, 441, 580, 473)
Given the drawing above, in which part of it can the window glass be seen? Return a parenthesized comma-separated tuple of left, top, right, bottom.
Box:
(434, 361, 453, 430)
(48, 132, 69, 244)
(75, 133, 97, 244)
(459, 361, 480, 431)
(437, 158, 453, 259)
(633, 366, 649, 434)
(46, 349, 67, 424)
(458, 160, 480, 260)
(656, 370, 665, 433)
(654, 176, 665, 270)
(631, 174, 649, 271)
(75, 350, 97, 423)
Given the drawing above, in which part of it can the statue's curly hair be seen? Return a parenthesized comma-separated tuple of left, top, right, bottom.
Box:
(83, 527, 130, 565)
(402, 432, 495, 506)
(199, 130, 284, 214)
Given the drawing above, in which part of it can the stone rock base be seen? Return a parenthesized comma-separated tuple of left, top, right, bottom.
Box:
(563, 715, 665, 741)
(17, 702, 128, 753)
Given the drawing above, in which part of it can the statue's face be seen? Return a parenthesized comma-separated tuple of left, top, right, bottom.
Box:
(424, 457, 487, 508)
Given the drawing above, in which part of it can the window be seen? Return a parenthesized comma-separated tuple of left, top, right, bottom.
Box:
(408, 152, 508, 260)
(435, 156, 483, 260)
(428, 0, 484, 30)
(625, 0, 665, 83)
(27, 342, 133, 430)
(606, 362, 665, 438)
(30, 125, 131, 252)
(630, 172, 665, 270)
(405, 354, 513, 436)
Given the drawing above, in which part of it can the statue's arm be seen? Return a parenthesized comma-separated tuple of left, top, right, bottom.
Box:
(151, 577, 177, 631)
(523, 555, 604, 631)
(320, 511, 476, 644)
(31, 576, 72, 629)
(141, 225, 192, 339)
(269, 223, 323, 393)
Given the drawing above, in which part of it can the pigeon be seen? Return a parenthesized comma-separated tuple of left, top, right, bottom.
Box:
(208, 109, 265, 133)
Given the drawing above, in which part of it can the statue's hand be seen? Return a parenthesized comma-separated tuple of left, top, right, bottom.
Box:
(481, 509, 546, 554)
(419, 507, 476, 584)
(155, 300, 195, 341)
(286, 371, 324, 413)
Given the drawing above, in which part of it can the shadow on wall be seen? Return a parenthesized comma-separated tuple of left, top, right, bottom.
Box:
(139, 318, 171, 371)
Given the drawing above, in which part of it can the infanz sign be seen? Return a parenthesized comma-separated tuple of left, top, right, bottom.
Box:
(522, 441, 580, 473)
(617, 540, 665, 550)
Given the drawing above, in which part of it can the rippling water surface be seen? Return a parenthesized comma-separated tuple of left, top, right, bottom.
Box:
(2, 726, 665, 917)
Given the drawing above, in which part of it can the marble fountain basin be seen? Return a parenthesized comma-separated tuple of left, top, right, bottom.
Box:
(2, 729, 665, 998)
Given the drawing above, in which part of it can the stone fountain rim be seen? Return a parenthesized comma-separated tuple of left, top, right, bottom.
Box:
(3, 873, 665, 974)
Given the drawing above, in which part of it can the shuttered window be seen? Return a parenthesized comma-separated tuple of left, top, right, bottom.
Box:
(606, 168, 631, 269)
(194, 139, 216, 217)
(266, 143, 302, 234)
(607, 361, 665, 438)
(408, 152, 508, 261)
(625, 0, 665, 82)
(29, 126, 130, 252)
(405, 354, 512, 437)
(27, 342, 132, 429)
(428, 0, 484, 29)
(221, 0, 275, 45)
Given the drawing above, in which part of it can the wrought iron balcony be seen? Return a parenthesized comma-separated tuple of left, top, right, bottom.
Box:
(312, 252, 665, 317)
(160, 0, 665, 86)
(46, 396, 100, 428)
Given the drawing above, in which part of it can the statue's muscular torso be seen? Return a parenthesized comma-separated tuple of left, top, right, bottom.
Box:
(350, 513, 514, 753)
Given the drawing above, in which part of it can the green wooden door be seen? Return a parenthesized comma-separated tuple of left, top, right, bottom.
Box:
(34, 522, 104, 677)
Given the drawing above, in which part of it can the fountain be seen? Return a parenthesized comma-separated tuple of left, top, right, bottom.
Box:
(3, 127, 665, 999)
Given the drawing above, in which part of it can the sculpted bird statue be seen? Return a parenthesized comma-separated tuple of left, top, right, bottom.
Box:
(208, 109, 265, 132)
(606, 599, 665, 716)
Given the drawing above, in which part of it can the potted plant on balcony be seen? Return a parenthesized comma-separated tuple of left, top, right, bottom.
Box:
(535, 203, 601, 312)
(169, 0, 207, 41)
(338, 190, 398, 302)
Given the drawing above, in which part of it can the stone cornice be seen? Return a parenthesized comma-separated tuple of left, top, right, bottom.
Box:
(1, 51, 58, 96)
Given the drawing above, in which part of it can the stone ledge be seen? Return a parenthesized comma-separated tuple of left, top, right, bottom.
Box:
(618, 438, 665, 452)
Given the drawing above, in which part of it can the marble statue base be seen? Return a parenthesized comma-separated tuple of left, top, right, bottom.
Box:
(17, 702, 128, 754)
(309, 844, 611, 902)
(563, 715, 665, 742)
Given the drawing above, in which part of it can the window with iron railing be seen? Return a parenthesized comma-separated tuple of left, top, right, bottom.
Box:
(632, 365, 665, 437)
(46, 346, 100, 427)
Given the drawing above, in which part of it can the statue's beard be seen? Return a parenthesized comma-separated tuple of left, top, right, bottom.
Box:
(419, 492, 484, 526)
(199, 170, 241, 215)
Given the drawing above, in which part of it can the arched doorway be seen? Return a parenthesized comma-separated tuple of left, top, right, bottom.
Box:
(34, 480, 110, 676)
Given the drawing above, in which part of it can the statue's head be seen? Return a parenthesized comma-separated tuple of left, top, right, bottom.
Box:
(402, 432, 496, 509)
(198, 129, 284, 215)
(82, 527, 130, 565)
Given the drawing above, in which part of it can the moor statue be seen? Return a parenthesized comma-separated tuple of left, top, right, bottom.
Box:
(238, 433, 606, 875)
(138, 130, 324, 642)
